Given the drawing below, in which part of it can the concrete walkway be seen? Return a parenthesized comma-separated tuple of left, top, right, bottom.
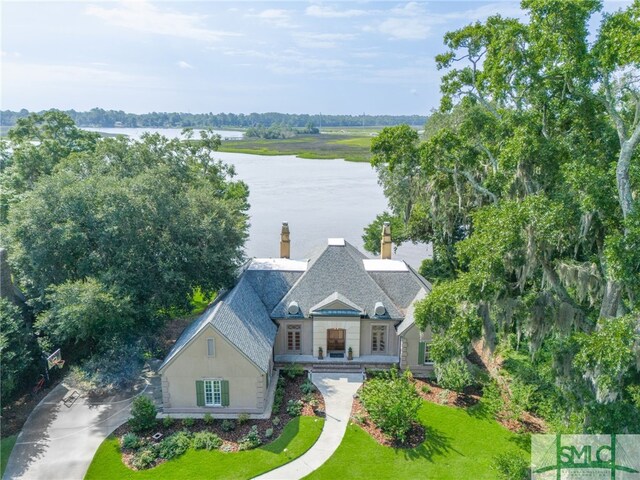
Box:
(3, 364, 160, 480)
(254, 372, 363, 480)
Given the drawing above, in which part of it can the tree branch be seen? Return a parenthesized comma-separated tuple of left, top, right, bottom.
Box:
(438, 166, 499, 204)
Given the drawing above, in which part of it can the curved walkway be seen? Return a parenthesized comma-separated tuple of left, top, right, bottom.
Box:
(255, 372, 362, 480)
(3, 365, 159, 480)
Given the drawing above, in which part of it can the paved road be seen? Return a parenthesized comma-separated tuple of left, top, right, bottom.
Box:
(3, 365, 159, 480)
(254, 372, 363, 480)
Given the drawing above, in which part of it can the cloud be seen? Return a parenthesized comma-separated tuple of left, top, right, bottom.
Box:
(378, 17, 430, 40)
(85, 0, 239, 43)
(249, 9, 297, 28)
(177, 60, 194, 69)
(305, 5, 368, 18)
(293, 32, 357, 49)
(3, 61, 146, 87)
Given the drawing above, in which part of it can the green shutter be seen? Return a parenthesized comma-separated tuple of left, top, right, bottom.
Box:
(418, 342, 426, 365)
(221, 380, 230, 407)
(196, 380, 205, 407)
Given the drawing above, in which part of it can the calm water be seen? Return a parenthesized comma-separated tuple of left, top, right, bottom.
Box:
(84, 127, 244, 140)
(84, 128, 431, 267)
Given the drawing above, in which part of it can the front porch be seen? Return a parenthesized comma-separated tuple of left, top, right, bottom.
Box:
(274, 354, 399, 370)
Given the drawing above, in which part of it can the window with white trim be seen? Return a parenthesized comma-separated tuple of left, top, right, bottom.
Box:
(371, 325, 386, 353)
(423, 342, 433, 364)
(204, 379, 222, 406)
(287, 324, 301, 352)
(207, 338, 215, 357)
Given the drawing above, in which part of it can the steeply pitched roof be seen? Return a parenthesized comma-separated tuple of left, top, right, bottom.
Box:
(271, 240, 404, 319)
(368, 264, 431, 311)
(161, 240, 432, 373)
(159, 275, 276, 373)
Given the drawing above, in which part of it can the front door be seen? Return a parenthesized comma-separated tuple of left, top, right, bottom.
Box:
(327, 328, 346, 354)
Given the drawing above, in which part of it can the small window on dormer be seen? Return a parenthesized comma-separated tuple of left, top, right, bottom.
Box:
(207, 338, 215, 357)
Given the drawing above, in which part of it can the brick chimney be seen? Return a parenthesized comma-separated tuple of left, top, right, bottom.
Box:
(280, 222, 290, 259)
(380, 221, 392, 260)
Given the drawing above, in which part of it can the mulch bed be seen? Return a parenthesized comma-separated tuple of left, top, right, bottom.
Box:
(114, 372, 324, 470)
(350, 386, 425, 449)
(350, 373, 545, 449)
(413, 378, 481, 408)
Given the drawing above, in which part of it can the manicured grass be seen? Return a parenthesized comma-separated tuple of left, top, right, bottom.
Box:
(85, 416, 324, 480)
(219, 134, 373, 162)
(305, 401, 530, 480)
(1, 435, 18, 477)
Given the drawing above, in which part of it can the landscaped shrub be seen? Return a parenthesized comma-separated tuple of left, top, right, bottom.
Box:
(203, 413, 214, 425)
(237, 413, 250, 425)
(283, 363, 304, 379)
(221, 419, 236, 432)
(131, 447, 157, 470)
(272, 416, 281, 426)
(492, 452, 530, 480)
(128, 396, 157, 433)
(360, 368, 421, 443)
(438, 389, 450, 405)
(507, 380, 535, 421)
(158, 431, 192, 460)
(192, 431, 222, 450)
(482, 379, 504, 418)
(421, 384, 432, 394)
(273, 383, 285, 413)
(265, 427, 274, 438)
(162, 416, 174, 428)
(238, 425, 262, 450)
(435, 358, 473, 393)
(287, 399, 303, 416)
(182, 417, 195, 428)
(121, 432, 140, 450)
(300, 379, 316, 394)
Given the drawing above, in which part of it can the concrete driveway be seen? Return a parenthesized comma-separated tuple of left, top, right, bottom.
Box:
(254, 372, 363, 480)
(3, 366, 158, 480)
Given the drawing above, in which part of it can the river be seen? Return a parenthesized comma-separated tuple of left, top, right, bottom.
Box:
(84, 128, 431, 267)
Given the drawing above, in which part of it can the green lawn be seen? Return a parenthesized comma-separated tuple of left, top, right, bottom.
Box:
(305, 401, 530, 480)
(85, 416, 324, 480)
(219, 134, 373, 162)
(1, 435, 17, 477)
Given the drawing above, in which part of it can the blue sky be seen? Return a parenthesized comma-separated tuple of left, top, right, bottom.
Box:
(1, 1, 632, 115)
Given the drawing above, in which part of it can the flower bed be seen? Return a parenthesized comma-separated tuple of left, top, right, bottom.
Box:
(114, 370, 324, 470)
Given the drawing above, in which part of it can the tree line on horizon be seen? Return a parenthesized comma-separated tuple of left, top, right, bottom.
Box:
(0, 108, 427, 129)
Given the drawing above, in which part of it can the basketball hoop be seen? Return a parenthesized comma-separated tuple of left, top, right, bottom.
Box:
(47, 349, 64, 369)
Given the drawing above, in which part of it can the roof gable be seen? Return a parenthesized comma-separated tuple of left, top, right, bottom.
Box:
(310, 292, 365, 316)
(160, 275, 276, 373)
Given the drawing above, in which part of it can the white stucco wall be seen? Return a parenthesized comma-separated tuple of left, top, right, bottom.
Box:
(312, 316, 361, 357)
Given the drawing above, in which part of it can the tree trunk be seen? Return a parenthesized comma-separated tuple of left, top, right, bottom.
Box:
(599, 279, 622, 319)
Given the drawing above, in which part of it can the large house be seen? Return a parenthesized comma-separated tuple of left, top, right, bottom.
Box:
(158, 222, 433, 416)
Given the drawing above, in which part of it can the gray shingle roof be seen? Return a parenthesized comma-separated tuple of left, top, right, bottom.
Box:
(244, 269, 303, 312)
(271, 241, 404, 319)
(159, 275, 276, 373)
(212, 275, 276, 372)
(368, 265, 431, 311)
(161, 241, 432, 373)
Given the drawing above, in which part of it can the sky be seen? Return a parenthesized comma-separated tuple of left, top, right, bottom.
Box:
(1, 0, 632, 115)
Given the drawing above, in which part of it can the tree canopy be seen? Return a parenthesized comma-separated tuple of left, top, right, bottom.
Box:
(1, 112, 249, 369)
(367, 0, 639, 432)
